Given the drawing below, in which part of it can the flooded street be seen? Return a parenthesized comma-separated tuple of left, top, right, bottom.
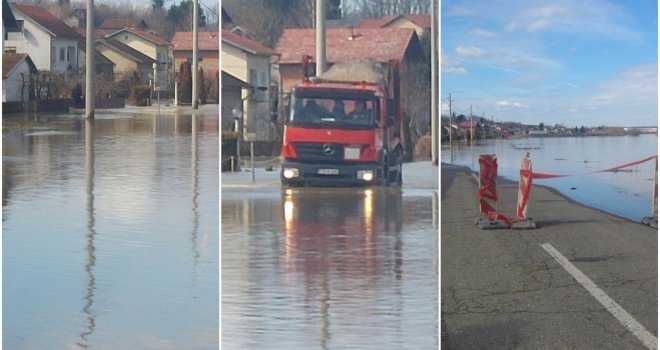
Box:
(222, 188, 438, 349)
(3, 109, 219, 349)
(442, 135, 658, 221)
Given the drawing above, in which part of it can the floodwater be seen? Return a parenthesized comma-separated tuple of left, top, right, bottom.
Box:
(442, 134, 658, 221)
(222, 188, 438, 350)
(3, 110, 219, 349)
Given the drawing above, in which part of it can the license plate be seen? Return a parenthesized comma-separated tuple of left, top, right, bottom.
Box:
(317, 168, 339, 175)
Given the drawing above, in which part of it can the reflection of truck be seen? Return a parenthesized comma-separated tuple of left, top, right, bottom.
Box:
(280, 58, 405, 187)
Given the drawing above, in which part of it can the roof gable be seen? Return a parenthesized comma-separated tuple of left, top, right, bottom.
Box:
(221, 29, 277, 56)
(276, 27, 416, 65)
(10, 3, 83, 39)
(172, 31, 219, 51)
(107, 28, 169, 47)
(99, 39, 157, 64)
(3, 53, 37, 78)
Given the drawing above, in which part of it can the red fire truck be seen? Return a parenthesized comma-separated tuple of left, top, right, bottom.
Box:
(280, 58, 405, 187)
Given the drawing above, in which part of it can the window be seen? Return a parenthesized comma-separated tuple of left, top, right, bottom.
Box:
(60, 47, 65, 61)
(51, 47, 56, 62)
(249, 69, 257, 86)
(259, 72, 267, 89)
(124, 35, 128, 40)
(67, 46, 74, 62)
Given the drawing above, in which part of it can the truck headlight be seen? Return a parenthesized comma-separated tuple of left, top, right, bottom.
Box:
(357, 170, 374, 181)
(283, 168, 299, 179)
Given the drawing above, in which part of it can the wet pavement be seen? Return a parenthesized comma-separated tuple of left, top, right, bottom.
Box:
(221, 186, 438, 349)
(3, 108, 219, 349)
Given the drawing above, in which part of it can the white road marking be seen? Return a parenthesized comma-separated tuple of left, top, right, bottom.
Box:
(541, 243, 657, 350)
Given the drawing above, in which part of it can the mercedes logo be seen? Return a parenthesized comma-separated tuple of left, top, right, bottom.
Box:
(322, 144, 335, 156)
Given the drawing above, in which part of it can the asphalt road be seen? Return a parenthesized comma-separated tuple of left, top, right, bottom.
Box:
(441, 164, 657, 349)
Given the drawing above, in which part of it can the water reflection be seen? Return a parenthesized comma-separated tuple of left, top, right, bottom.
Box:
(222, 188, 437, 349)
(78, 118, 97, 349)
(3, 111, 219, 349)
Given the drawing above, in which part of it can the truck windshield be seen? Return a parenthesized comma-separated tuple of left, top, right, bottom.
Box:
(289, 95, 376, 128)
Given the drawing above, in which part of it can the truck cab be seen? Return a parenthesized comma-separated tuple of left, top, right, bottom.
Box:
(280, 71, 404, 187)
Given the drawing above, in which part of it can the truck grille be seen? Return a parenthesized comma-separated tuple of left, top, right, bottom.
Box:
(293, 142, 345, 164)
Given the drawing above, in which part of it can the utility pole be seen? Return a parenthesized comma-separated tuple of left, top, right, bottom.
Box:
(470, 105, 473, 142)
(192, 0, 199, 109)
(431, 0, 438, 166)
(316, 0, 326, 75)
(85, 0, 94, 119)
(448, 93, 452, 146)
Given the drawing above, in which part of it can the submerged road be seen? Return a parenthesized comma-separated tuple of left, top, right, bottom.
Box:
(441, 164, 657, 349)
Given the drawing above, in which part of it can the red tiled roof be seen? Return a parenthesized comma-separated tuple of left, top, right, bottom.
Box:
(107, 28, 169, 47)
(171, 31, 219, 51)
(10, 3, 83, 39)
(75, 27, 105, 40)
(276, 27, 415, 65)
(221, 29, 277, 56)
(361, 14, 432, 29)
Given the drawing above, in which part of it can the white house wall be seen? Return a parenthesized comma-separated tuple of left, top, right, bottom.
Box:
(4, 13, 52, 71)
(3, 59, 31, 102)
(51, 37, 79, 72)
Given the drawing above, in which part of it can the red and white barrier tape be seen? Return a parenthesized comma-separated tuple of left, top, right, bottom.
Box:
(532, 155, 657, 179)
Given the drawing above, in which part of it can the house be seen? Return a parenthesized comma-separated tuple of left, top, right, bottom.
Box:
(171, 30, 219, 77)
(171, 30, 219, 102)
(95, 39, 156, 83)
(275, 27, 426, 117)
(105, 27, 170, 88)
(78, 43, 115, 77)
(5, 3, 83, 72)
(3, 53, 37, 102)
(64, 8, 86, 28)
(99, 18, 149, 32)
(459, 120, 481, 140)
(361, 14, 432, 37)
(221, 70, 251, 131)
(221, 29, 278, 140)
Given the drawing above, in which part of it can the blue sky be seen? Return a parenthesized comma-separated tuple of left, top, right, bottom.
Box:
(441, 0, 658, 127)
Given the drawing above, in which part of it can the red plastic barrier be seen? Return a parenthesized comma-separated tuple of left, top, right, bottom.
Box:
(513, 153, 532, 222)
(532, 155, 657, 179)
(478, 155, 511, 226)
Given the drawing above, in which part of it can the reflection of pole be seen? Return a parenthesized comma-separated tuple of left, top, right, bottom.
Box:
(79, 118, 96, 347)
(448, 93, 452, 162)
(191, 114, 200, 283)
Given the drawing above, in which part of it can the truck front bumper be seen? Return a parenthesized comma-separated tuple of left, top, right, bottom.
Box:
(280, 161, 381, 187)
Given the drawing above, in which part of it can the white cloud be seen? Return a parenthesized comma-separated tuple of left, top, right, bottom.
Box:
(444, 67, 468, 75)
(496, 100, 531, 108)
(468, 29, 496, 37)
(455, 45, 487, 59)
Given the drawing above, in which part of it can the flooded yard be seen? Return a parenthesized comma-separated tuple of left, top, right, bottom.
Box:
(3, 109, 219, 349)
(222, 188, 438, 349)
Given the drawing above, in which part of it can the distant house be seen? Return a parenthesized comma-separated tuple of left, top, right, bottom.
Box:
(105, 27, 169, 88)
(171, 30, 219, 77)
(95, 39, 156, 82)
(459, 120, 481, 139)
(78, 43, 115, 77)
(361, 14, 432, 37)
(222, 29, 278, 139)
(5, 3, 83, 72)
(99, 18, 149, 32)
(3, 53, 37, 102)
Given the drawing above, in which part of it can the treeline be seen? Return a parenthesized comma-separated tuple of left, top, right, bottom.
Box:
(14, 0, 219, 41)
